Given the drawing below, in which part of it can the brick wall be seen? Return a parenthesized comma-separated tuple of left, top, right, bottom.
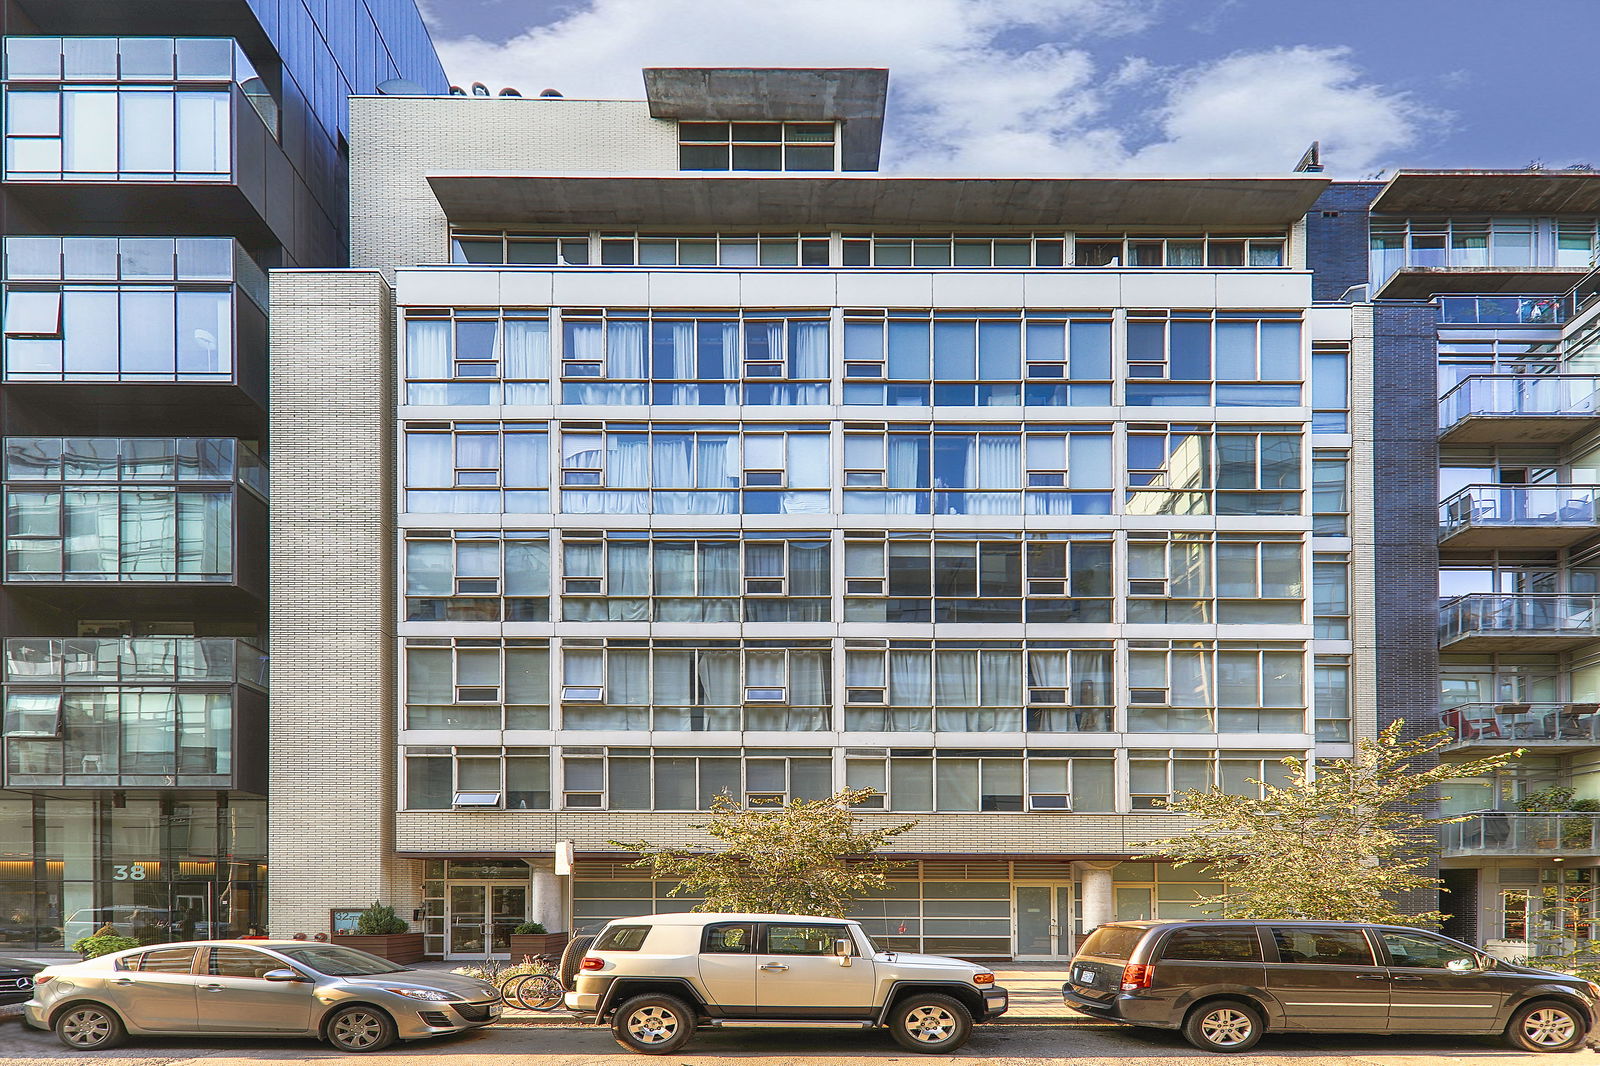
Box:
(267, 270, 405, 934)
(1305, 183, 1380, 302)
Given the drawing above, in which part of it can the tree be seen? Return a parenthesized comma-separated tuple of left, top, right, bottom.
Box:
(611, 788, 917, 918)
(1140, 722, 1522, 926)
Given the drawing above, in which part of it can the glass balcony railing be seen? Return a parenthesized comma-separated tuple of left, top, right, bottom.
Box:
(1440, 594, 1600, 647)
(1443, 812, 1600, 856)
(1437, 295, 1569, 326)
(1439, 484, 1600, 539)
(1442, 703, 1600, 747)
(2, 37, 278, 183)
(1, 637, 266, 789)
(2, 637, 267, 688)
(1439, 374, 1600, 432)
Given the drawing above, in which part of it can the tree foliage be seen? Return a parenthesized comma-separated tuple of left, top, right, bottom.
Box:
(612, 788, 917, 918)
(354, 901, 408, 935)
(1140, 722, 1521, 926)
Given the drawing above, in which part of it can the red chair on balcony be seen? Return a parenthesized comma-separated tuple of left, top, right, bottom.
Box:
(1443, 707, 1504, 740)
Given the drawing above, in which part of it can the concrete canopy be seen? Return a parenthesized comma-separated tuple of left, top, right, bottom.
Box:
(425, 174, 1331, 230)
(643, 68, 888, 171)
(1372, 170, 1600, 215)
(1375, 266, 1589, 300)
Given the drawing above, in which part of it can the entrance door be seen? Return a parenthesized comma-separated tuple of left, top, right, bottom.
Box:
(446, 883, 528, 959)
(1013, 885, 1073, 958)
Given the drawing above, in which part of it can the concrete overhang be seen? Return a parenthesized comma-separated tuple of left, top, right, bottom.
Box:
(1372, 169, 1600, 215)
(1375, 266, 1588, 300)
(643, 67, 888, 171)
(425, 173, 1332, 230)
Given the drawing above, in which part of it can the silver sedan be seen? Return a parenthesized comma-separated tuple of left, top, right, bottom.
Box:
(24, 939, 502, 1052)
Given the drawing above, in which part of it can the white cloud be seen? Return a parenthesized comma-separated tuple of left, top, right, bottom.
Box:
(428, 1, 1435, 175)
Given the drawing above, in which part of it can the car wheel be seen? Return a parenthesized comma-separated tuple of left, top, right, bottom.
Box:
(1506, 1000, 1588, 1053)
(54, 1003, 125, 1051)
(1182, 999, 1264, 1053)
(325, 1004, 397, 1053)
(558, 934, 596, 992)
(888, 993, 973, 1054)
(611, 993, 695, 1055)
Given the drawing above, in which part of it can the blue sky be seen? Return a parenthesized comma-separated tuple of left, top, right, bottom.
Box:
(415, 0, 1599, 177)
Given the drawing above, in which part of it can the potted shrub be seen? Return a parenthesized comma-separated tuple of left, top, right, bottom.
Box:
(329, 902, 425, 964)
(72, 934, 141, 960)
(508, 920, 568, 958)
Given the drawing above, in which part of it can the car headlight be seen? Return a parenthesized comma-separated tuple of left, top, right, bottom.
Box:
(1586, 980, 1600, 1001)
(382, 988, 457, 1002)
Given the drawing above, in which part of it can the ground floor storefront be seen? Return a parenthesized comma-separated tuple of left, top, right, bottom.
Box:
(0, 789, 266, 950)
(410, 854, 1226, 961)
(1444, 860, 1600, 960)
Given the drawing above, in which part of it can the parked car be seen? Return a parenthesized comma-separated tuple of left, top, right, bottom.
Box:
(24, 939, 502, 1052)
(562, 911, 1008, 1054)
(0, 956, 44, 1005)
(1064, 919, 1600, 1054)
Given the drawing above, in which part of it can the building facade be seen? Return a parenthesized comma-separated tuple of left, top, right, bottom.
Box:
(0, 0, 444, 950)
(269, 68, 1383, 960)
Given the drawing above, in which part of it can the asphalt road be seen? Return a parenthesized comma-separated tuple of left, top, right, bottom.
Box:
(0, 1017, 1587, 1066)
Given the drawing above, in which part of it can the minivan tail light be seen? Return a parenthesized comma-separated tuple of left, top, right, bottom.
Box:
(580, 956, 604, 971)
(1120, 962, 1153, 991)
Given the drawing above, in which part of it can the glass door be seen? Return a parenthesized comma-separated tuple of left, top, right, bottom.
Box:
(447, 882, 528, 959)
(1013, 884, 1073, 958)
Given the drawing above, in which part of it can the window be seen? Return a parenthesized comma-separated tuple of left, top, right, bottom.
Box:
(405, 530, 549, 622)
(404, 640, 550, 730)
(1127, 644, 1305, 733)
(1158, 927, 1262, 962)
(599, 233, 830, 268)
(845, 749, 1114, 812)
(4, 86, 231, 181)
(702, 923, 755, 953)
(1128, 749, 1299, 809)
(450, 232, 590, 266)
(1270, 927, 1373, 966)
(208, 946, 279, 978)
(1314, 659, 1351, 741)
(129, 947, 197, 973)
(1311, 343, 1349, 432)
(1312, 451, 1349, 536)
(559, 748, 832, 810)
(678, 121, 836, 172)
(404, 422, 548, 514)
(405, 309, 549, 405)
(764, 924, 847, 955)
(1126, 311, 1302, 407)
(840, 235, 1066, 269)
(1075, 234, 1285, 268)
(1313, 554, 1350, 638)
(559, 424, 827, 516)
(1380, 930, 1475, 969)
(841, 311, 1112, 407)
(594, 925, 651, 951)
(1127, 533, 1302, 624)
(403, 747, 550, 810)
(558, 641, 831, 732)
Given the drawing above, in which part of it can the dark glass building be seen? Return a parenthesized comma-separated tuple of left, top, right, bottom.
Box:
(0, 0, 445, 950)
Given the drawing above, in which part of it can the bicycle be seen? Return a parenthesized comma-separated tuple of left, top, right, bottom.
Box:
(502, 968, 565, 1011)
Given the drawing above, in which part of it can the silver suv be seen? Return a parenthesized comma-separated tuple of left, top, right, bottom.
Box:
(563, 912, 1008, 1054)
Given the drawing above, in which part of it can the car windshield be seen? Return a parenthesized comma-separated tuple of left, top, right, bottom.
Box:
(854, 926, 880, 954)
(272, 946, 409, 975)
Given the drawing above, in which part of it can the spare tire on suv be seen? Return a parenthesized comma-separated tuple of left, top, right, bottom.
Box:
(559, 934, 597, 992)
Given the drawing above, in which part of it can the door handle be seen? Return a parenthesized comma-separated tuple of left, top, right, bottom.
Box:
(112, 978, 134, 986)
(759, 963, 788, 972)
(1354, 974, 1389, 981)
(201, 983, 225, 992)
(1391, 975, 1424, 982)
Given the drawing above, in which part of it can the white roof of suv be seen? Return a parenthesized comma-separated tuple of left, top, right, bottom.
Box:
(606, 913, 856, 926)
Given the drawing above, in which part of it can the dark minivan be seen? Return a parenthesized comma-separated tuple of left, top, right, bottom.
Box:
(1064, 920, 1599, 1054)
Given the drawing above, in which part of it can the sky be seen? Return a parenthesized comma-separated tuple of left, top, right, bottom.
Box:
(413, 0, 1600, 179)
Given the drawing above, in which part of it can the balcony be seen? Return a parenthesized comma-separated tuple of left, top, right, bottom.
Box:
(1443, 812, 1600, 857)
(2, 436, 267, 607)
(1439, 375, 1600, 445)
(1439, 594, 1600, 652)
(2, 236, 268, 414)
(1441, 703, 1600, 756)
(2, 36, 295, 252)
(1436, 294, 1570, 326)
(1, 636, 267, 792)
(1438, 485, 1600, 550)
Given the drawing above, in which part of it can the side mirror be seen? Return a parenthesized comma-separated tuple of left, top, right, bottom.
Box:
(835, 938, 854, 957)
(263, 968, 307, 982)
(1446, 957, 1478, 972)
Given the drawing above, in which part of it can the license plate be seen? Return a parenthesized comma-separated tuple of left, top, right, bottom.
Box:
(1076, 968, 1096, 985)
(489, 1004, 502, 1018)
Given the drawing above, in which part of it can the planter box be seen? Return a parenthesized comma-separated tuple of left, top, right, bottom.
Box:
(508, 932, 569, 959)
(330, 932, 426, 964)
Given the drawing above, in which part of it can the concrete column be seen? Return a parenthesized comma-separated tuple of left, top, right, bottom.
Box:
(1075, 861, 1120, 934)
(530, 863, 564, 933)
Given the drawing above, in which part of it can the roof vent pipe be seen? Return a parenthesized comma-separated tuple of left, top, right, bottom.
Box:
(539, 88, 564, 98)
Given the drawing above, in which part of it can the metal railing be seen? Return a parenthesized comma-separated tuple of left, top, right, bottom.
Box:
(1437, 295, 1569, 326)
(1444, 812, 1600, 855)
(3, 637, 267, 688)
(1439, 374, 1600, 430)
(1439, 594, 1600, 645)
(1439, 484, 1600, 535)
(1442, 703, 1600, 745)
